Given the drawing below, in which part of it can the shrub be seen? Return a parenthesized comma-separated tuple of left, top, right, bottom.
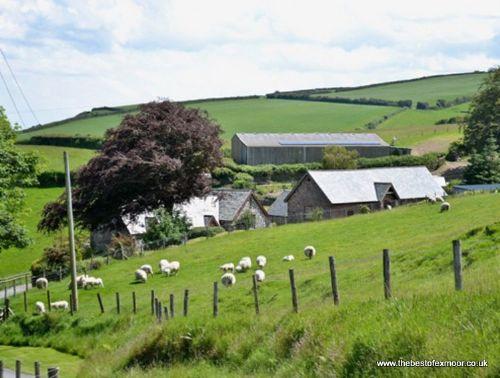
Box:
(142, 208, 191, 248)
(109, 234, 137, 259)
(359, 205, 371, 214)
(188, 226, 225, 239)
(416, 102, 430, 110)
(358, 153, 443, 171)
(323, 146, 358, 169)
(17, 135, 103, 149)
(232, 172, 255, 189)
(236, 210, 256, 230)
(445, 140, 467, 161)
(310, 207, 324, 221)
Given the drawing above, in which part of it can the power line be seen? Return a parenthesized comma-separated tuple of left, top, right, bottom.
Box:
(0, 65, 25, 128)
(0, 48, 40, 125)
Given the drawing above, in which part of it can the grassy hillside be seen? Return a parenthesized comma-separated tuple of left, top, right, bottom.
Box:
(16, 145, 96, 172)
(314, 72, 487, 105)
(0, 188, 63, 276)
(1, 193, 499, 377)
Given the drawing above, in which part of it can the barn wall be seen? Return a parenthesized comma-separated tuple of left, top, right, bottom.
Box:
(231, 135, 247, 164)
(235, 196, 269, 228)
(287, 175, 332, 222)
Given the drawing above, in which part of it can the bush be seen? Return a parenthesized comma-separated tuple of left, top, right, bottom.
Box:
(142, 208, 191, 248)
(445, 140, 467, 161)
(266, 93, 411, 108)
(323, 146, 359, 169)
(416, 102, 430, 110)
(188, 226, 225, 239)
(232, 172, 255, 189)
(359, 205, 371, 214)
(358, 153, 443, 171)
(109, 234, 137, 259)
(17, 135, 103, 149)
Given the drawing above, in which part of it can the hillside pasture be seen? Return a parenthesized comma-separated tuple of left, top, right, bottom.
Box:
(1, 193, 499, 376)
(16, 145, 96, 173)
(314, 72, 487, 105)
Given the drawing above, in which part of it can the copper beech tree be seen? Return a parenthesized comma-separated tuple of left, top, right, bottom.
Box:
(39, 101, 223, 232)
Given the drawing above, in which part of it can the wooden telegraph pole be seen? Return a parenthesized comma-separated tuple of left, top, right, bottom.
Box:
(64, 152, 79, 311)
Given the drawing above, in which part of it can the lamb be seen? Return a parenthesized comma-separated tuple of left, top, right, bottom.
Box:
(135, 269, 148, 283)
(235, 264, 243, 273)
(256, 255, 267, 268)
(282, 255, 295, 262)
(76, 274, 89, 288)
(35, 277, 48, 289)
(140, 264, 154, 276)
(304, 246, 316, 259)
(254, 269, 266, 282)
(221, 273, 236, 287)
(159, 259, 169, 271)
(161, 261, 180, 276)
(35, 301, 46, 314)
(50, 300, 69, 311)
(83, 277, 104, 289)
(440, 202, 451, 212)
(219, 263, 235, 272)
(386, 204, 392, 210)
(238, 257, 252, 271)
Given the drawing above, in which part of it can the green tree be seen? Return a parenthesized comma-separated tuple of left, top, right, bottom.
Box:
(463, 136, 500, 184)
(142, 207, 191, 248)
(463, 67, 500, 152)
(0, 107, 39, 252)
(322, 146, 359, 169)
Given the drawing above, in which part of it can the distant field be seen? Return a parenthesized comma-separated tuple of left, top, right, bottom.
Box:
(19, 98, 398, 140)
(16, 145, 96, 172)
(0, 187, 63, 276)
(314, 72, 486, 105)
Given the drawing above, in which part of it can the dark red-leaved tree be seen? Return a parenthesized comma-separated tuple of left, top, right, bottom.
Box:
(39, 101, 223, 232)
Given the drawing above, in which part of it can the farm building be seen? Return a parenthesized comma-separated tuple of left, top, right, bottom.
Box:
(231, 133, 411, 165)
(213, 189, 269, 230)
(267, 190, 290, 225)
(285, 167, 446, 222)
(453, 183, 500, 193)
(173, 195, 220, 228)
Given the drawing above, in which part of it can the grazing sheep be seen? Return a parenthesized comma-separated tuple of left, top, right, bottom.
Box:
(140, 264, 154, 276)
(94, 277, 104, 288)
(219, 263, 235, 272)
(84, 277, 104, 289)
(221, 273, 236, 287)
(135, 269, 148, 283)
(386, 204, 392, 211)
(35, 277, 48, 289)
(50, 300, 69, 311)
(255, 269, 266, 282)
(76, 275, 89, 288)
(256, 255, 267, 268)
(35, 301, 46, 314)
(282, 255, 295, 262)
(304, 246, 316, 259)
(161, 261, 180, 276)
(238, 257, 252, 271)
(440, 202, 451, 212)
(235, 264, 243, 273)
(159, 259, 169, 270)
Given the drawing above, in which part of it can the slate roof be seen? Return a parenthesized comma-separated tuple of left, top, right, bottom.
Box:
(288, 167, 446, 205)
(234, 133, 389, 147)
(268, 190, 290, 217)
(453, 184, 500, 192)
(212, 189, 253, 221)
(374, 183, 395, 202)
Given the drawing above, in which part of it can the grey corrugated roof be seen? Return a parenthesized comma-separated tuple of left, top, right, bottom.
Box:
(212, 189, 252, 221)
(234, 133, 389, 147)
(298, 167, 446, 205)
(268, 190, 290, 217)
(454, 184, 500, 192)
(374, 183, 394, 202)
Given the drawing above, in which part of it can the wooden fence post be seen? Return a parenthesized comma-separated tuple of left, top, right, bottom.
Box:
(252, 274, 260, 315)
(25, 274, 29, 292)
(183, 289, 189, 317)
(12, 279, 16, 297)
(4, 298, 9, 320)
(383, 249, 391, 299)
(213, 282, 219, 317)
(46, 290, 51, 312)
(158, 301, 162, 322)
(0, 360, 3, 378)
(47, 367, 59, 378)
(289, 269, 298, 313)
(34, 361, 41, 378)
(97, 293, 104, 314)
(116, 292, 120, 314)
(328, 256, 340, 305)
(23, 291, 28, 312)
(169, 294, 174, 318)
(69, 294, 73, 316)
(453, 240, 463, 290)
(150, 290, 155, 315)
(15, 360, 21, 378)
(154, 298, 159, 321)
(132, 291, 137, 314)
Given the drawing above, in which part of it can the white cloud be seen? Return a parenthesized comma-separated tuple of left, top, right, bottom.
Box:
(0, 0, 499, 126)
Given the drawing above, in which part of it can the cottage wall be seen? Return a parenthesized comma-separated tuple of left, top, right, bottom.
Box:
(235, 196, 269, 228)
(287, 175, 332, 222)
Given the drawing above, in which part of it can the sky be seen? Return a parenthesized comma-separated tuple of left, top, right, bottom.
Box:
(0, 0, 499, 128)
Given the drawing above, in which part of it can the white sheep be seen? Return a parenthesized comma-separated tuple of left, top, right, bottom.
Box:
(219, 263, 235, 272)
(440, 202, 451, 212)
(76, 274, 89, 288)
(435, 195, 445, 203)
(304, 246, 316, 259)
(35, 301, 46, 314)
(221, 273, 236, 287)
(94, 277, 104, 288)
(35, 277, 48, 289)
(140, 264, 154, 276)
(135, 269, 148, 283)
(50, 300, 69, 311)
(161, 261, 180, 276)
(84, 277, 104, 289)
(159, 259, 169, 271)
(386, 204, 392, 210)
(238, 257, 252, 271)
(256, 255, 267, 268)
(255, 269, 266, 282)
(282, 255, 295, 262)
(235, 264, 243, 273)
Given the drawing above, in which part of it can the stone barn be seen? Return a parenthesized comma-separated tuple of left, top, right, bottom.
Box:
(213, 189, 269, 230)
(231, 133, 411, 165)
(285, 167, 446, 222)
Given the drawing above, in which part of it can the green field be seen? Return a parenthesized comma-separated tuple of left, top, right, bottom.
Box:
(0, 188, 63, 276)
(1, 193, 498, 377)
(315, 72, 487, 105)
(16, 145, 96, 172)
